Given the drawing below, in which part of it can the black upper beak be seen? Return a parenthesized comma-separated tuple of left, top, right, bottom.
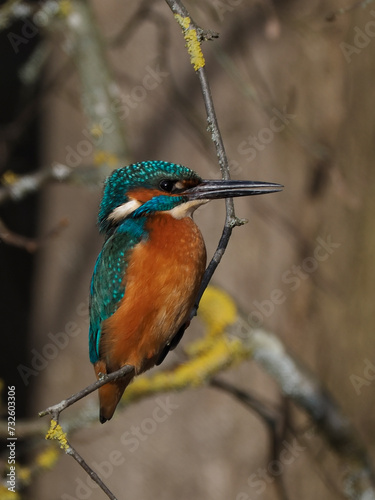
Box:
(183, 179, 283, 200)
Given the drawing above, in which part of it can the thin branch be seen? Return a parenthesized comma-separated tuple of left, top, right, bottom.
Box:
(55, 0, 129, 176)
(0, 0, 32, 30)
(39, 364, 134, 421)
(210, 377, 280, 430)
(25, 3, 374, 499)
(0, 418, 48, 439)
(19, 284, 375, 500)
(271, 400, 293, 500)
(0, 163, 72, 205)
(211, 379, 293, 500)
(109, 0, 159, 48)
(163, 1, 224, 172)
(46, 420, 119, 500)
(164, 0, 247, 317)
(0, 163, 112, 206)
(67, 441, 118, 500)
(0, 217, 68, 252)
(211, 379, 340, 499)
(229, 320, 375, 500)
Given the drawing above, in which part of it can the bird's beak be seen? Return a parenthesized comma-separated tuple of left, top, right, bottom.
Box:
(183, 179, 283, 200)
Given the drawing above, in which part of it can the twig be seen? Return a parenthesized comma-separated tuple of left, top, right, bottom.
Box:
(164, 0, 246, 316)
(22, 284, 375, 500)
(0, 217, 68, 252)
(210, 377, 280, 430)
(271, 399, 293, 500)
(56, 0, 129, 176)
(211, 378, 293, 500)
(231, 321, 375, 499)
(0, 163, 113, 206)
(0, 163, 72, 205)
(46, 420, 118, 500)
(39, 364, 134, 421)
(0, 418, 48, 439)
(0, 0, 31, 30)
(67, 442, 118, 500)
(110, 0, 159, 47)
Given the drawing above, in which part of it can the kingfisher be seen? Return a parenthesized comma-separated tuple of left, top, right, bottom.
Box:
(89, 160, 282, 423)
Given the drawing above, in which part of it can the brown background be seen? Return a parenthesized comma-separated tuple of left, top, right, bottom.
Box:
(5, 0, 375, 499)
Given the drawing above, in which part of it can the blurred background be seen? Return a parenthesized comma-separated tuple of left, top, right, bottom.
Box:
(1, 0, 375, 499)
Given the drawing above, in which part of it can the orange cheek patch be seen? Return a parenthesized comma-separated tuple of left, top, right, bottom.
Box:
(127, 186, 192, 203)
(127, 188, 163, 203)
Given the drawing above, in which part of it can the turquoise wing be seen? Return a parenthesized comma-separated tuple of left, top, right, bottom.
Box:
(89, 219, 147, 363)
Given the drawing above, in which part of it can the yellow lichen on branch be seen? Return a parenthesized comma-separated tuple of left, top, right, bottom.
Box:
(16, 465, 31, 486)
(45, 420, 69, 452)
(186, 286, 238, 357)
(125, 338, 248, 400)
(58, 0, 73, 17)
(90, 123, 105, 140)
(36, 446, 60, 470)
(94, 150, 120, 168)
(1, 170, 19, 186)
(174, 14, 205, 71)
(0, 442, 60, 495)
(0, 486, 21, 500)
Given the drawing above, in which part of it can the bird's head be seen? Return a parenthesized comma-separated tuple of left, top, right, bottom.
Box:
(98, 160, 282, 234)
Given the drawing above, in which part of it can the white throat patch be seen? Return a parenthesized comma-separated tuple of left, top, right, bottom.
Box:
(167, 199, 209, 219)
(108, 199, 141, 222)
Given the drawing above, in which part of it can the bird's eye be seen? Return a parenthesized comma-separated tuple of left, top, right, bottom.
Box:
(159, 179, 176, 193)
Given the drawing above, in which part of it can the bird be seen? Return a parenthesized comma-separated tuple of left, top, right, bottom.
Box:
(89, 160, 282, 423)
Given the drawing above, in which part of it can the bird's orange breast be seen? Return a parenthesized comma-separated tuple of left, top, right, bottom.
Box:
(100, 214, 206, 374)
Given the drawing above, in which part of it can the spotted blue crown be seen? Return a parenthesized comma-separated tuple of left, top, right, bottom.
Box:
(98, 160, 201, 234)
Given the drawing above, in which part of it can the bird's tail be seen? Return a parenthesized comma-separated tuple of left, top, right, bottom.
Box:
(94, 361, 134, 423)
